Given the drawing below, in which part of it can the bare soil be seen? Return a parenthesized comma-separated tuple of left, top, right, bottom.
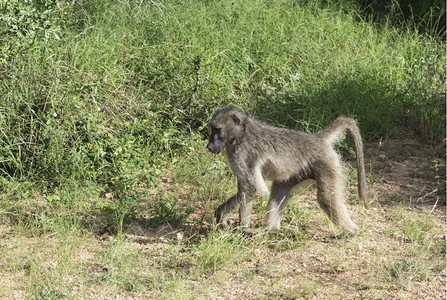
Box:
(0, 138, 445, 299)
(127, 138, 446, 299)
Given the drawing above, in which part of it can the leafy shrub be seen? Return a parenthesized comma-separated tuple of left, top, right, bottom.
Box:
(0, 0, 444, 231)
(0, 0, 71, 63)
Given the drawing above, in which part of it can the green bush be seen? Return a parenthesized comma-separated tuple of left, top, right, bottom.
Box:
(0, 0, 72, 62)
(0, 0, 444, 231)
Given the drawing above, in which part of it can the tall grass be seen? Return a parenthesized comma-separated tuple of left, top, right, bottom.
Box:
(0, 0, 445, 227)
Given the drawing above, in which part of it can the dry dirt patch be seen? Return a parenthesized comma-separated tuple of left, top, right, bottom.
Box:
(0, 138, 444, 299)
(176, 138, 446, 299)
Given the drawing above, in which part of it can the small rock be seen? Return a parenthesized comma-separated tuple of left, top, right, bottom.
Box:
(377, 154, 388, 161)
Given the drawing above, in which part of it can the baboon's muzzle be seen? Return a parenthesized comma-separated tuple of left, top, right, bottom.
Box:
(207, 142, 223, 154)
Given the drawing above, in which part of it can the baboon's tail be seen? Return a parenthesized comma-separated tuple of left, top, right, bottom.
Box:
(317, 117, 368, 208)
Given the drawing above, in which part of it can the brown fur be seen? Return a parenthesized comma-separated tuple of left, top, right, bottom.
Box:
(207, 106, 367, 235)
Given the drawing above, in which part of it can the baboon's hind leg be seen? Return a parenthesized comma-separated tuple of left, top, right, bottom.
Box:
(315, 162, 358, 235)
(266, 181, 296, 230)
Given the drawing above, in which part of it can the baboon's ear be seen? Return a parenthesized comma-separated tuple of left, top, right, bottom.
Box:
(231, 114, 240, 125)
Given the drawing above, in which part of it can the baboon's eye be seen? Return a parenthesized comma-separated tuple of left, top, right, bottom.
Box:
(231, 114, 240, 125)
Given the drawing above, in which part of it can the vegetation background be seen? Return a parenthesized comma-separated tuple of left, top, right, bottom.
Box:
(0, 0, 445, 298)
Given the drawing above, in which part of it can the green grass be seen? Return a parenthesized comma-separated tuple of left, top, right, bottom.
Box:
(0, 0, 444, 193)
(0, 0, 444, 222)
(0, 0, 445, 298)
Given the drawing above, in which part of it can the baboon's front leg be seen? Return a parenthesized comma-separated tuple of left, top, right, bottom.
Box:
(215, 192, 253, 230)
(239, 192, 253, 229)
(215, 193, 241, 229)
(215, 177, 257, 229)
(266, 181, 295, 230)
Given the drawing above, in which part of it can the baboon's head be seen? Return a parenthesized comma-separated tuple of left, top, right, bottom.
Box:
(207, 107, 246, 154)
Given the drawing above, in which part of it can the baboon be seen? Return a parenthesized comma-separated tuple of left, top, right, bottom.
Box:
(206, 106, 368, 235)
